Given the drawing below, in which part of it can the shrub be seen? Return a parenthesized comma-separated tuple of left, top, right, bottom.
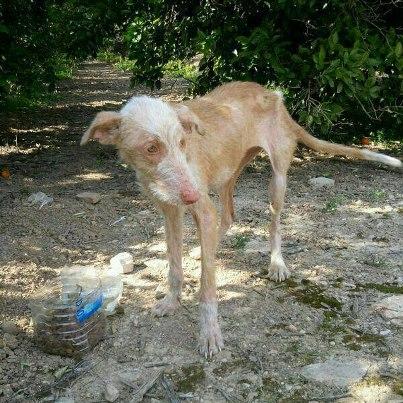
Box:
(124, 0, 402, 142)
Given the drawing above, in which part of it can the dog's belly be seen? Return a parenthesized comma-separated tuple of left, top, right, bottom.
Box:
(211, 167, 236, 190)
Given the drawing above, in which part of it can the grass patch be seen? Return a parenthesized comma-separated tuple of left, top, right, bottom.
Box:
(290, 279, 343, 310)
(362, 256, 388, 268)
(174, 364, 205, 393)
(356, 282, 403, 294)
(232, 234, 249, 249)
(53, 53, 76, 80)
(1, 91, 62, 112)
(163, 59, 198, 81)
(319, 310, 347, 333)
(97, 49, 135, 72)
(212, 359, 246, 377)
(392, 379, 403, 396)
(323, 195, 345, 213)
(368, 188, 386, 201)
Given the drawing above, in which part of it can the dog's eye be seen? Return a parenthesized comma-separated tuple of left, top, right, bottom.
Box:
(179, 139, 186, 148)
(147, 144, 159, 154)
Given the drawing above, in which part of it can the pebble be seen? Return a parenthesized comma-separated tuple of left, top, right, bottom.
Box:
(189, 246, 201, 260)
(3, 333, 18, 350)
(1, 321, 20, 335)
(309, 177, 335, 188)
(379, 329, 392, 336)
(287, 324, 298, 333)
(244, 239, 270, 255)
(104, 383, 119, 402)
(144, 258, 168, 271)
(76, 191, 101, 204)
(110, 252, 134, 274)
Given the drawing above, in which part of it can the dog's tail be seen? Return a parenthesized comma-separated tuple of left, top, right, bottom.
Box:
(288, 118, 402, 168)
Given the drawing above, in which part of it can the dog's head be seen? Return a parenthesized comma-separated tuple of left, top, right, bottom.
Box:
(81, 96, 203, 205)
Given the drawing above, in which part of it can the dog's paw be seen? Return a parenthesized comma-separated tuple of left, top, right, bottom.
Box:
(199, 323, 224, 358)
(152, 294, 180, 317)
(268, 261, 290, 282)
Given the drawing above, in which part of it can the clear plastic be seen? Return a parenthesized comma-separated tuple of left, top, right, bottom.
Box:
(99, 267, 123, 315)
(30, 269, 105, 358)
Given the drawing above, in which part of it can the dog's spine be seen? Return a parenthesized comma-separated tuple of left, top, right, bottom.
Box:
(289, 118, 402, 168)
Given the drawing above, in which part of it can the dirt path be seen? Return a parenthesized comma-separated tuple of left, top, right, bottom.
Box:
(0, 62, 402, 402)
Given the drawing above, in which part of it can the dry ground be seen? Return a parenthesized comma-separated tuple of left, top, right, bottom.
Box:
(0, 62, 402, 402)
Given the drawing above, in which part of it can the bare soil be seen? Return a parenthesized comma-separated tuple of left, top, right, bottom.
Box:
(0, 62, 402, 403)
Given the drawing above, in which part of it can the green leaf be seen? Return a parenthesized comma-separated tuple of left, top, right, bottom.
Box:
(318, 45, 326, 68)
(395, 42, 402, 58)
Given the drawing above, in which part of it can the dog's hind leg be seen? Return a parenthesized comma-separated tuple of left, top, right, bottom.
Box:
(263, 137, 296, 282)
(219, 147, 261, 239)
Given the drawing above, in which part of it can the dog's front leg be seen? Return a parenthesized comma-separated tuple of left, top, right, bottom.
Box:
(191, 196, 224, 357)
(153, 205, 184, 316)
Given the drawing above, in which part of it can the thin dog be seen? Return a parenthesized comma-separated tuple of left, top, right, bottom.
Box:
(81, 82, 401, 357)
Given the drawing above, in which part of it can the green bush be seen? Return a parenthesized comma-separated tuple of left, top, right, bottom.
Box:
(0, 0, 132, 105)
(124, 0, 402, 142)
(1, 0, 401, 144)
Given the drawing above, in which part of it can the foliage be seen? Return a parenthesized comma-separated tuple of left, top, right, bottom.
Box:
(1, 0, 401, 142)
(123, 0, 402, 142)
(0, 0, 132, 105)
(97, 49, 136, 72)
(163, 60, 198, 81)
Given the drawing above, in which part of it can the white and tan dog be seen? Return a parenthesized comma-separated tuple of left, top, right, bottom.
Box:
(82, 81, 401, 357)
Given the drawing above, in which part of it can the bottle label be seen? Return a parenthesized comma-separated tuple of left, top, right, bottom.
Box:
(76, 294, 103, 323)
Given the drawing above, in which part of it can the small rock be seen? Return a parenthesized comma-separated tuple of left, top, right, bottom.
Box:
(1, 321, 19, 335)
(76, 191, 101, 204)
(189, 246, 201, 260)
(309, 177, 335, 188)
(27, 191, 53, 207)
(301, 359, 370, 387)
(379, 329, 392, 336)
(110, 252, 134, 274)
(244, 239, 270, 255)
(144, 258, 168, 271)
(287, 324, 298, 333)
(374, 295, 403, 327)
(154, 284, 166, 300)
(3, 333, 18, 350)
(104, 383, 119, 402)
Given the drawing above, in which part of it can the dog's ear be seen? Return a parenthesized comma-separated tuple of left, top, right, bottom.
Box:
(81, 111, 122, 145)
(175, 105, 206, 135)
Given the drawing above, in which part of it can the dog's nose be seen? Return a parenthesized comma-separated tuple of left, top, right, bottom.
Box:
(180, 188, 200, 205)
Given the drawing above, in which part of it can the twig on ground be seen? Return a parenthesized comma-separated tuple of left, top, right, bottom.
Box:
(160, 374, 181, 403)
(214, 383, 244, 402)
(128, 368, 164, 403)
(144, 361, 170, 368)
